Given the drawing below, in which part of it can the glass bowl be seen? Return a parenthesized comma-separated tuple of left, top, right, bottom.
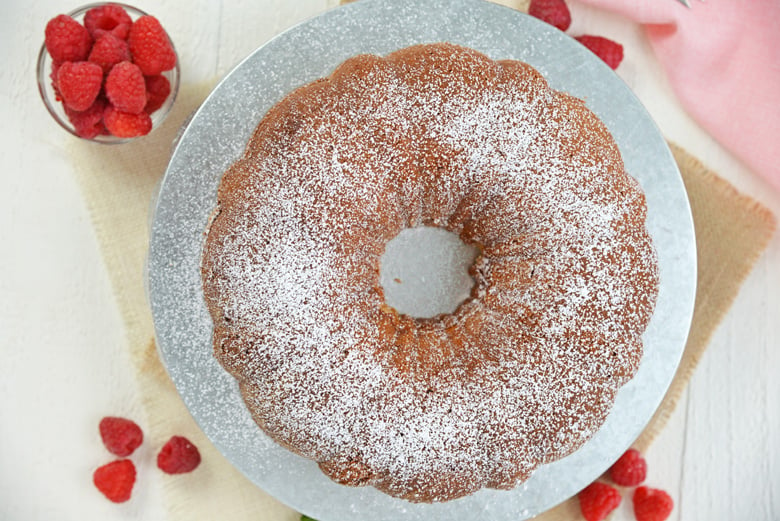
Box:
(36, 2, 180, 144)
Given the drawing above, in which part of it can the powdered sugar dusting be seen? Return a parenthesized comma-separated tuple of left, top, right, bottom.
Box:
(201, 43, 659, 503)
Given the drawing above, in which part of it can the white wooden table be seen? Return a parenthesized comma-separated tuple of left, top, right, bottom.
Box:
(2, 1, 778, 520)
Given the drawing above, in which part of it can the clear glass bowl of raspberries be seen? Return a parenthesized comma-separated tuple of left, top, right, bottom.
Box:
(37, 3, 180, 143)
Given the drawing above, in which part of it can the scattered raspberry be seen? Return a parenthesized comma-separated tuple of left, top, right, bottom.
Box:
(45, 14, 93, 63)
(105, 62, 147, 114)
(89, 34, 131, 74)
(144, 75, 171, 114)
(608, 448, 648, 487)
(99, 416, 144, 457)
(84, 4, 132, 40)
(575, 35, 624, 70)
(578, 482, 622, 521)
(157, 436, 201, 474)
(65, 97, 107, 139)
(104, 105, 152, 138)
(633, 486, 674, 521)
(93, 459, 136, 503)
(529, 0, 572, 31)
(128, 16, 176, 76)
(57, 61, 103, 112)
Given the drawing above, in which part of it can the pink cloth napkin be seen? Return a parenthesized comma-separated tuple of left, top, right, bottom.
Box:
(577, 0, 780, 192)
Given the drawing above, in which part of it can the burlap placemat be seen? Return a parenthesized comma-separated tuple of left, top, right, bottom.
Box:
(69, 68, 775, 520)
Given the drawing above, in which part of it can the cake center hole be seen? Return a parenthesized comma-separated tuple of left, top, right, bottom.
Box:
(380, 226, 479, 319)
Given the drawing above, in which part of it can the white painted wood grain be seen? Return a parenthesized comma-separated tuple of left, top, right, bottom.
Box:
(0, 1, 157, 518)
(682, 235, 780, 521)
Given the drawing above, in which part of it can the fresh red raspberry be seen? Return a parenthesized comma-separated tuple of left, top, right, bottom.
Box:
(104, 105, 152, 138)
(99, 416, 144, 457)
(608, 448, 648, 487)
(105, 62, 147, 114)
(157, 436, 201, 474)
(65, 97, 107, 139)
(57, 61, 103, 112)
(93, 459, 136, 503)
(633, 486, 674, 521)
(578, 482, 622, 521)
(575, 35, 624, 70)
(128, 16, 176, 76)
(84, 4, 133, 40)
(89, 34, 131, 74)
(529, 0, 572, 31)
(45, 14, 93, 63)
(144, 75, 171, 114)
(50, 61, 63, 102)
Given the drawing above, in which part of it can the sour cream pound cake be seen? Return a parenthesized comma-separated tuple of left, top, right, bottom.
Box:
(201, 43, 659, 503)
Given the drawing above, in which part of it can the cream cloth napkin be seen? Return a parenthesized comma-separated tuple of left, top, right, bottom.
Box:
(69, 72, 775, 520)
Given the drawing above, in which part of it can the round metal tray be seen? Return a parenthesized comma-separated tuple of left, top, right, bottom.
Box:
(147, 1, 697, 519)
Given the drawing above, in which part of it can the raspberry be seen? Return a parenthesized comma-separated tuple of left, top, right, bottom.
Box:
(104, 105, 152, 138)
(45, 14, 93, 63)
(93, 459, 136, 503)
(608, 448, 648, 487)
(578, 482, 622, 521)
(575, 35, 624, 70)
(57, 61, 103, 112)
(105, 62, 147, 114)
(157, 436, 201, 474)
(144, 75, 171, 114)
(84, 4, 132, 40)
(99, 416, 144, 457)
(50, 61, 62, 102)
(633, 486, 674, 521)
(89, 34, 131, 74)
(128, 16, 176, 76)
(529, 0, 572, 31)
(65, 97, 107, 139)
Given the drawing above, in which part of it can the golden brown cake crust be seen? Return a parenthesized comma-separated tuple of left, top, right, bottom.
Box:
(201, 43, 659, 503)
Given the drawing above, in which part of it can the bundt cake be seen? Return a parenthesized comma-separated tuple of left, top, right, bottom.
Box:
(201, 43, 659, 503)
